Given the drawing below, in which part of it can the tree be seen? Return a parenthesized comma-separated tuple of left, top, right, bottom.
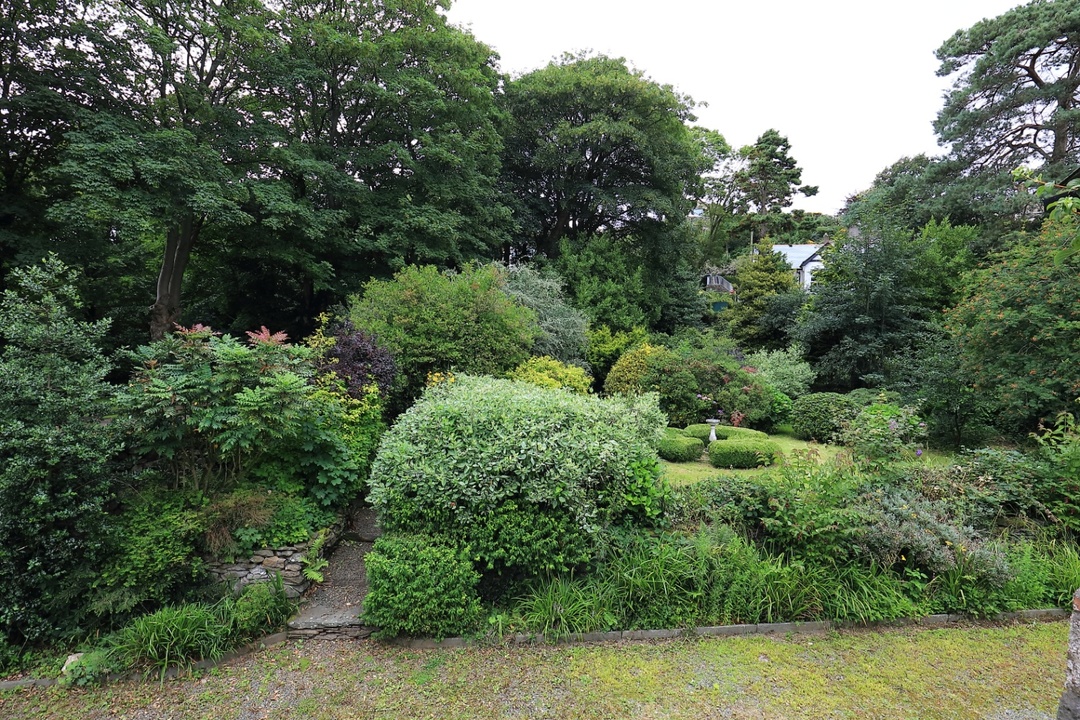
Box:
(726, 243, 799, 349)
(936, 0, 1080, 178)
(502, 264, 589, 366)
(735, 129, 818, 241)
(498, 53, 706, 259)
(947, 219, 1080, 434)
(49, 0, 509, 340)
(796, 225, 930, 390)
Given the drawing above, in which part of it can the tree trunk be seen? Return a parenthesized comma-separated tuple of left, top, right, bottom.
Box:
(149, 214, 200, 340)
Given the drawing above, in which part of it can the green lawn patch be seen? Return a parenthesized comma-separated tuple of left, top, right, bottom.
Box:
(1, 621, 1065, 719)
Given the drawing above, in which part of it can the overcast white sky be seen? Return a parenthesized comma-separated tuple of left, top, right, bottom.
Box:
(445, 0, 1026, 216)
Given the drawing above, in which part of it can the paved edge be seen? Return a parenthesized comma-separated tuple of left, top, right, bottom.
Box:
(2, 609, 1067, 688)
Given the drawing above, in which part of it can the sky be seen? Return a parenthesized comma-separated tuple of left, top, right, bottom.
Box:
(445, 0, 1027, 216)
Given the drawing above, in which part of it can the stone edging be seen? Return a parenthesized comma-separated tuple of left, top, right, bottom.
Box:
(388, 607, 1069, 649)
(1, 609, 1066, 690)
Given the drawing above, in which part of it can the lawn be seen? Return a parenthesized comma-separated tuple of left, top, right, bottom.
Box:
(1, 620, 1066, 719)
(660, 432, 844, 487)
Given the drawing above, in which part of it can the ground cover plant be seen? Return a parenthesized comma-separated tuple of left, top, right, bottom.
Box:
(0, 622, 1066, 719)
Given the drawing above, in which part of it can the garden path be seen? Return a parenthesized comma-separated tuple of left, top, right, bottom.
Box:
(286, 505, 381, 640)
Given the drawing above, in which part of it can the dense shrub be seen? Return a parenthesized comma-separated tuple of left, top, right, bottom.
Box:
(791, 392, 858, 443)
(121, 326, 383, 507)
(0, 257, 122, 643)
(657, 429, 705, 462)
(309, 319, 396, 401)
(604, 342, 666, 395)
(508, 355, 592, 394)
(708, 439, 780, 469)
(368, 376, 668, 587)
(347, 264, 539, 408)
(843, 401, 926, 462)
(607, 333, 779, 429)
(362, 534, 483, 639)
(586, 325, 649, 390)
(502, 264, 589, 365)
(683, 424, 714, 442)
(93, 490, 205, 619)
(746, 345, 816, 398)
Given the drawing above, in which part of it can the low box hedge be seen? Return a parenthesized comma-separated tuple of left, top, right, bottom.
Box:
(684, 424, 768, 442)
(708, 439, 781, 469)
(658, 429, 705, 463)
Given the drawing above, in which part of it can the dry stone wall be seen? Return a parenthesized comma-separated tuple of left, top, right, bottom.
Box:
(203, 519, 344, 599)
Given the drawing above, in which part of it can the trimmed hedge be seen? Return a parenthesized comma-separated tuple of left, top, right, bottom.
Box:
(658, 429, 705, 462)
(714, 426, 769, 441)
(684, 424, 768, 442)
(708, 439, 781, 469)
(361, 534, 483, 639)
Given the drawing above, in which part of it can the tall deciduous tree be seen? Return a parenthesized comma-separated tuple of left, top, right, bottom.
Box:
(936, 0, 1080, 177)
(499, 53, 706, 259)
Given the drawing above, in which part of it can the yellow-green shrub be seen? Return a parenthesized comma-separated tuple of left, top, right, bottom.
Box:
(508, 356, 592, 394)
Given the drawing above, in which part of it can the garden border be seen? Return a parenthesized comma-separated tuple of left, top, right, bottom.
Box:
(1, 609, 1066, 690)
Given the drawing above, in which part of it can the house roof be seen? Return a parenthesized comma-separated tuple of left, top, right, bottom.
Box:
(773, 244, 823, 269)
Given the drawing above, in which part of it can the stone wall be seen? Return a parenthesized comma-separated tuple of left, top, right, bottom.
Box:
(203, 519, 344, 599)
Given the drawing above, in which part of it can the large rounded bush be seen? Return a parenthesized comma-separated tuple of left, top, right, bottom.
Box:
(604, 343, 667, 395)
(368, 376, 668, 583)
(708, 439, 781, 469)
(791, 392, 859, 444)
(714, 426, 769, 441)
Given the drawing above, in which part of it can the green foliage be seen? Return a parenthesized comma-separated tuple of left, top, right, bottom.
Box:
(727, 244, 798, 348)
(0, 256, 121, 642)
(657, 429, 705, 463)
(936, 1, 1080, 175)
(842, 401, 927, 463)
(885, 328, 992, 447)
(508, 356, 592, 394)
(585, 325, 648, 390)
(362, 534, 483, 640)
(368, 376, 668, 586)
(348, 264, 539, 408)
(121, 326, 383, 507)
(683, 424, 714, 442)
(108, 575, 294, 678)
(94, 490, 204, 619)
(227, 575, 295, 643)
(502, 264, 589, 365)
(604, 343, 667, 395)
(791, 392, 859, 443)
(111, 603, 231, 678)
(796, 225, 930, 390)
(746, 345, 816, 398)
(948, 221, 1080, 434)
(1032, 412, 1080, 533)
(708, 439, 780, 469)
(555, 233, 655, 332)
(609, 333, 778, 429)
(515, 575, 610, 640)
(713, 426, 769, 441)
(499, 53, 706, 261)
(60, 649, 125, 688)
